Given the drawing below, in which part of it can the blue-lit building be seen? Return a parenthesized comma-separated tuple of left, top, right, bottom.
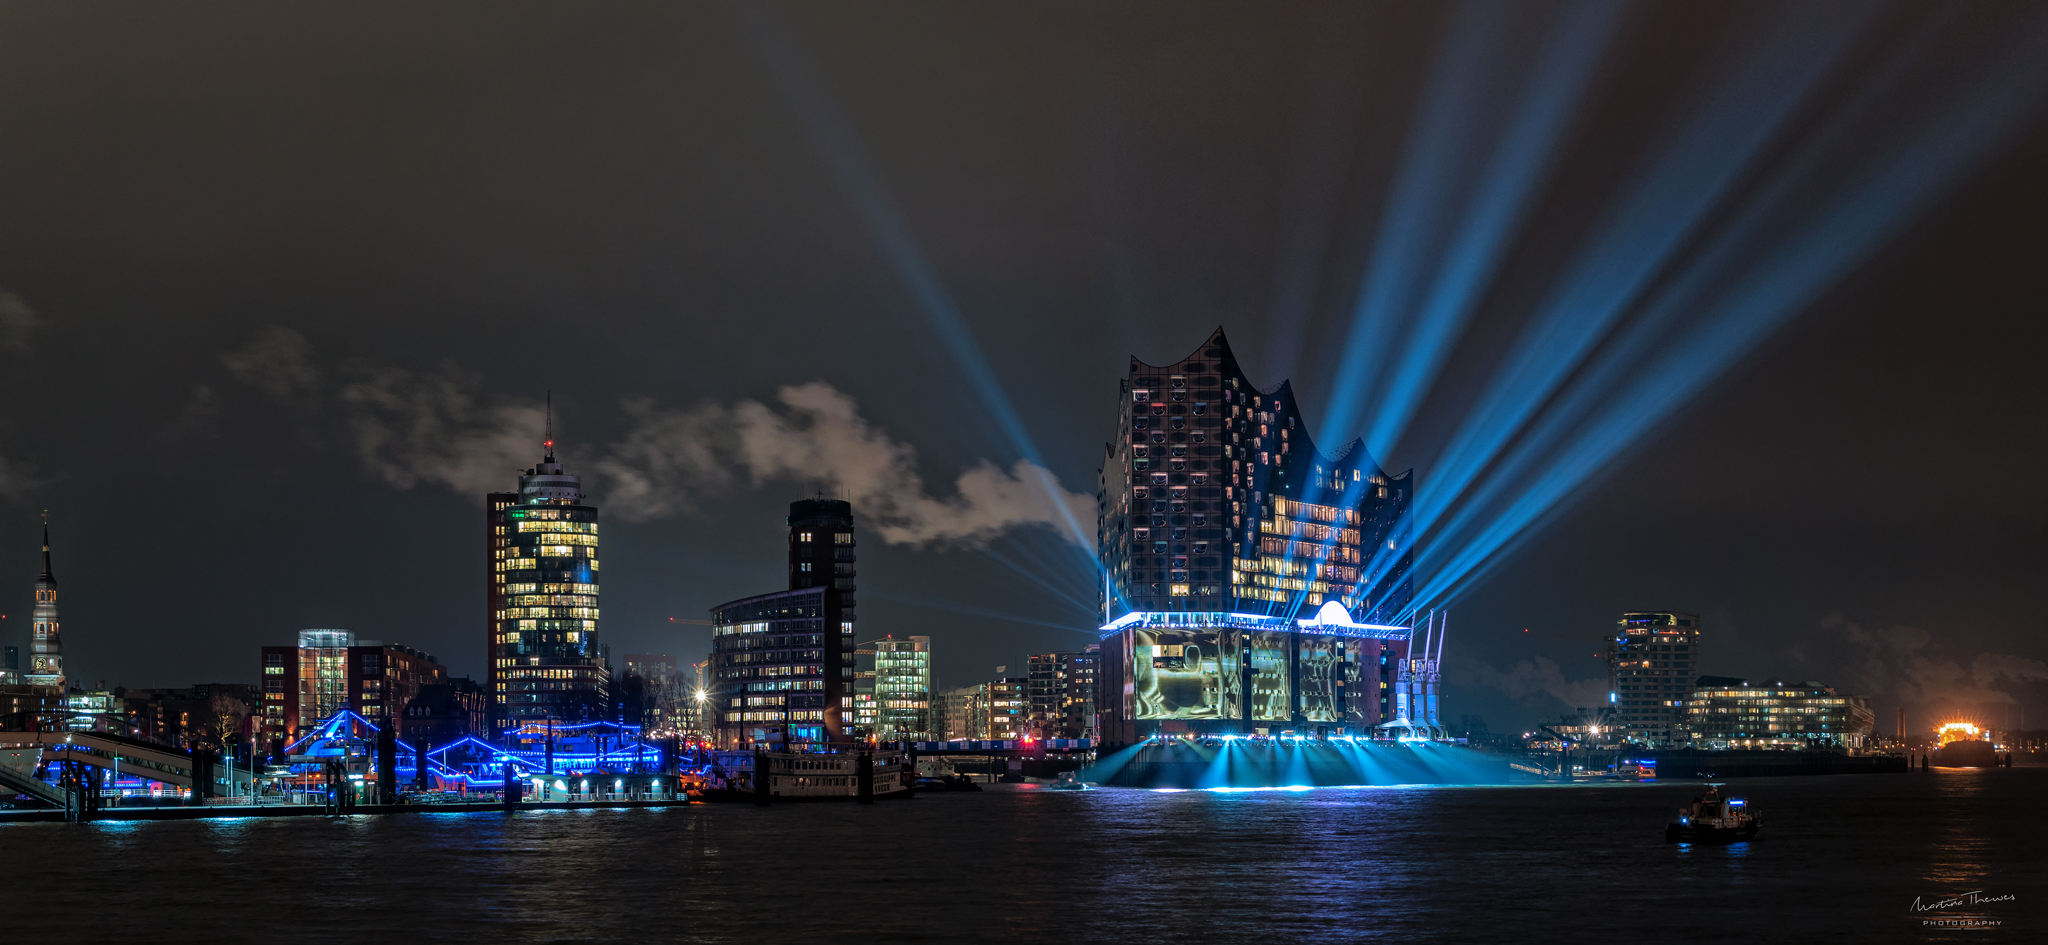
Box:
(1095, 329, 1423, 746)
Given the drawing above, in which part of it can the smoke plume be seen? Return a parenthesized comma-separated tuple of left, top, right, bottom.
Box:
(1827, 613, 2048, 710)
(1457, 657, 1611, 712)
(596, 382, 1093, 547)
(221, 325, 321, 398)
(221, 327, 1091, 548)
(0, 291, 41, 352)
(338, 363, 548, 498)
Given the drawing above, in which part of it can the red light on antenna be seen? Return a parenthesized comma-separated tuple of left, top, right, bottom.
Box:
(545, 439, 554, 448)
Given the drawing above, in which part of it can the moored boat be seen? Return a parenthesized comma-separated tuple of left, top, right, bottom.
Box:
(691, 748, 913, 802)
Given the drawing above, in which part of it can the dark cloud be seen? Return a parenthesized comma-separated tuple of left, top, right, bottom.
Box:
(0, 290, 40, 352)
(222, 325, 320, 400)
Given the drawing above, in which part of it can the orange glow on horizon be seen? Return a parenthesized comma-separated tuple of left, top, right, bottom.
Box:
(1937, 721, 1982, 745)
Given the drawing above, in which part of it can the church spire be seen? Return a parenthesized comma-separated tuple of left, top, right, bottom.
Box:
(25, 521, 64, 689)
(38, 520, 54, 585)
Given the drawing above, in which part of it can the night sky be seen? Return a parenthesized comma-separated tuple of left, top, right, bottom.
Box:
(0, 2, 2041, 733)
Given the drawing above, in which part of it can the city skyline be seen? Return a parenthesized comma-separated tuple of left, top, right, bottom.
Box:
(0, 4, 2041, 736)
(5, 7, 2044, 942)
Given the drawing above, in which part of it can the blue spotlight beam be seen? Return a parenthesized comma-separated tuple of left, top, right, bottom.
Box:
(1359, 0, 1624, 461)
(976, 535, 1101, 614)
(1319, 0, 1623, 451)
(723, 0, 1095, 555)
(861, 586, 1098, 635)
(1338, 6, 1884, 614)
(1396, 11, 2048, 619)
(1407, 5, 1879, 553)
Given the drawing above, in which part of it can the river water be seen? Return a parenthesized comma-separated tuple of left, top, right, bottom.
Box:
(3, 767, 2038, 943)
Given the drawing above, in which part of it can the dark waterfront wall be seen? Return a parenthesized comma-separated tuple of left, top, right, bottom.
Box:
(1648, 750, 1909, 778)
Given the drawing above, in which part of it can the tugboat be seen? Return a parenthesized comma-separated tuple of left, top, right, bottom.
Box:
(1665, 783, 1760, 843)
(1044, 770, 1090, 791)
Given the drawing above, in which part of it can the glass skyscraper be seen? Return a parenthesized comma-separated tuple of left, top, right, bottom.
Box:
(487, 442, 607, 733)
(868, 635, 931, 740)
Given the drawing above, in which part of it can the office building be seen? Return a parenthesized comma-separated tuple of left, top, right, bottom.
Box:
(487, 440, 608, 733)
(400, 678, 489, 746)
(60, 689, 119, 733)
(2, 645, 17, 685)
(258, 630, 447, 745)
(1095, 329, 1421, 746)
(988, 675, 1028, 740)
(121, 683, 260, 748)
(873, 636, 931, 740)
(708, 499, 858, 748)
(624, 654, 677, 685)
(620, 653, 684, 733)
(1028, 648, 1099, 740)
(1607, 611, 1701, 748)
(1687, 677, 1876, 749)
(860, 635, 931, 740)
(936, 683, 987, 741)
(24, 526, 64, 689)
(0, 684, 57, 730)
(850, 640, 880, 734)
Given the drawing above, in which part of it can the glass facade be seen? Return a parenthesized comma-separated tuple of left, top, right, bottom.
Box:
(870, 636, 931, 740)
(299, 629, 353, 730)
(489, 450, 607, 731)
(1096, 328, 1412, 626)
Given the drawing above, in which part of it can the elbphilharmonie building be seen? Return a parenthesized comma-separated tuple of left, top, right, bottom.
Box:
(1095, 328, 1438, 747)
